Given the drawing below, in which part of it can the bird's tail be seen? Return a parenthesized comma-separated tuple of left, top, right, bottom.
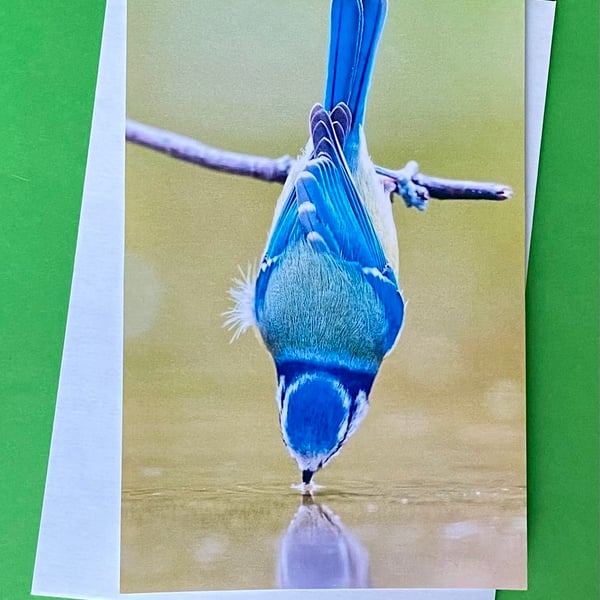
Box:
(323, 0, 387, 134)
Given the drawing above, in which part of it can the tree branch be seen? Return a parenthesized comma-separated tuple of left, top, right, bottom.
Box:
(376, 162, 512, 211)
(126, 119, 512, 210)
(126, 119, 292, 183)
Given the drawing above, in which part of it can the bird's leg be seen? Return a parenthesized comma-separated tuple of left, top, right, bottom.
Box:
(376, 161, 430, 211)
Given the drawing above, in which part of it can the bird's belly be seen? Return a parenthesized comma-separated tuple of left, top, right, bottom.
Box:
(257, 242, 387, 372)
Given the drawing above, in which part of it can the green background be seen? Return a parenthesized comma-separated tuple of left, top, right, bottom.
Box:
(0, 0, 597, 598)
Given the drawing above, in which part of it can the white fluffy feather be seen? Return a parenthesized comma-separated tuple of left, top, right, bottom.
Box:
(223, 264, 257, 341)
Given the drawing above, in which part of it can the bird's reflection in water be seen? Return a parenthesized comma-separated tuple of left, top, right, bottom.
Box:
(277, 494, 370, 589)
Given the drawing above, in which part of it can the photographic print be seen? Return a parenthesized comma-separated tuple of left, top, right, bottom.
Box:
(123, 0, 526, 592)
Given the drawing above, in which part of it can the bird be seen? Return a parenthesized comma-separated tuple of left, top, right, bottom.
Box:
(225, 0, 404, 485)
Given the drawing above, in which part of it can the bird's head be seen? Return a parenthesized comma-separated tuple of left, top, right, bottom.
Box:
(276, 362, 375, 484)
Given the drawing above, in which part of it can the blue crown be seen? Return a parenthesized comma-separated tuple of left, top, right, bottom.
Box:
(277, 362, 375, 483)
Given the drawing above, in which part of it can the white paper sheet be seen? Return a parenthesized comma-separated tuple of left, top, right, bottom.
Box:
(526, 0, 555, 265)
(32, 1, 555, 598)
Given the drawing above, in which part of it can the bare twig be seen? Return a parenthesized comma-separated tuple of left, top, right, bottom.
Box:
(126, 119, 292, 183)
(126, 119, 513, 210)
(413, 174, 512, 201)
(376, 162, 512, 211)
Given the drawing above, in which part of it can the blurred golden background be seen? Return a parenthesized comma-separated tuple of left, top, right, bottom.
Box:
(123, 0, 526, 591)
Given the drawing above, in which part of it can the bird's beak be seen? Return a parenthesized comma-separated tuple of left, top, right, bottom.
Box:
(302, 469, 314, 484)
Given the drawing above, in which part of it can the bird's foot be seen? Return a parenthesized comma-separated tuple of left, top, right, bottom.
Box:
(377, 161, 430, 211)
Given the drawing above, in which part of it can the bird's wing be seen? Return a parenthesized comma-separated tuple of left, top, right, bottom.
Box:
(361, 267, 404, 354)
(297, 119, 405, 354)
(256, 105, 403, 353)
(262, 185, 304, 260)
(298, 103, 391, 274)
(258, 104, 391, 274)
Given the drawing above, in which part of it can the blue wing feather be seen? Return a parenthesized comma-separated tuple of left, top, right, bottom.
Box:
(300, 147, 405, 345)
(362, 267, 404, 354)
(262, 189, 302, 260)
(296, 174, 341, 254)
(258, 103, 392, 279)
(307, 107, 388, 271)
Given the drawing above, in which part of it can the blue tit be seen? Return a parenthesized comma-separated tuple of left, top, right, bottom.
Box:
(226, 0, 404, 484)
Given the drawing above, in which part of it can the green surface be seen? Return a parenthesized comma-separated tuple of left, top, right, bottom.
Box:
(0, 0, 597, 599)
(0, 2, 106, 599)
(497, 0, 600, 598)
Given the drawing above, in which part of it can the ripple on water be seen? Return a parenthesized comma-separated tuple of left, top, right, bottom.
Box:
(123, 479, 525, 510)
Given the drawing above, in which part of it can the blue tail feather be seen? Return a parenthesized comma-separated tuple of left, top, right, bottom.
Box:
(324, 0, 362, 115)
(324, 0, 387, 133)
